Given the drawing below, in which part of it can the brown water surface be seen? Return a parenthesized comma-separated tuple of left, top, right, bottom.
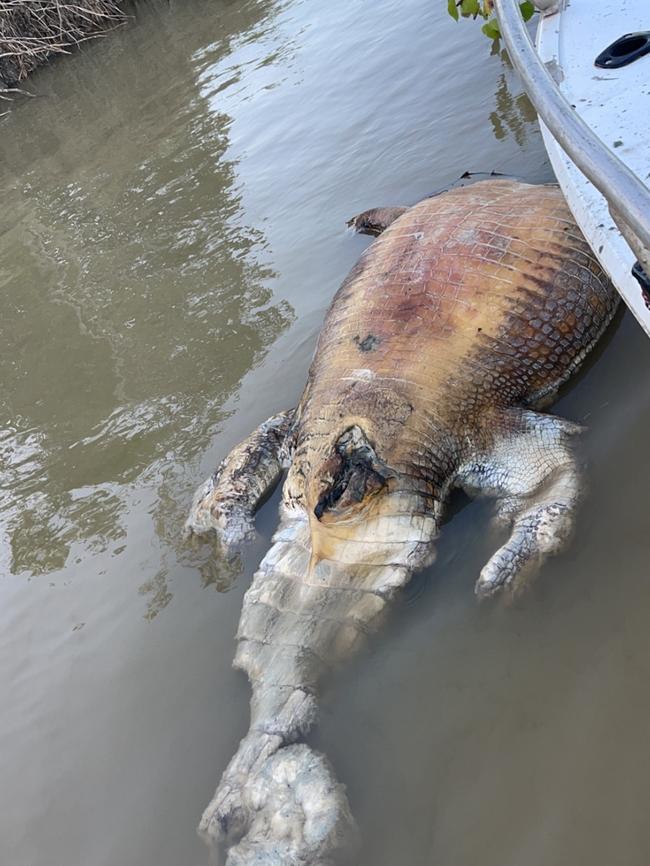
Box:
(1, 2, 649, 865)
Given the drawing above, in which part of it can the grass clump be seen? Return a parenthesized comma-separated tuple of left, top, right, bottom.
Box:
(0, 0, 127, 86)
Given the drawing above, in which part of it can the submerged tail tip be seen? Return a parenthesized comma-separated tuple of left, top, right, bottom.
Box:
(198, 740, 358, 866)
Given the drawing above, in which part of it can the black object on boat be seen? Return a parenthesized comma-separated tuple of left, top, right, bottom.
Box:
(632, 261, 650, 311)
(595, 32, 650, 69)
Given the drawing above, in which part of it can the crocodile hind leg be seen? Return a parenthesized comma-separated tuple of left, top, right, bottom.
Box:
(346, 205, 409, 236)
(184, 409, 295, 550)
(457, 409, 583, 598)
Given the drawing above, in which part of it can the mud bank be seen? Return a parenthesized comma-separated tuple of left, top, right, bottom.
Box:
(0, 1, 128, 87)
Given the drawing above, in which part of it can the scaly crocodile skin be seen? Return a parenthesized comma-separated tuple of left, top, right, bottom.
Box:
(188, 180, 619, 866)
(293, 179, 615, 512)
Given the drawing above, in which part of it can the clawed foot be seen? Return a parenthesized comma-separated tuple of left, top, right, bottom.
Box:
(200, 736, 358, 866)
(184, 409, 294, 555)
(475, 538, 532, 599)
(346, 206, 408, 237)
(184, 473, 257, 552)
(180, 499, 246, 592)
(475, 500, 574, 599)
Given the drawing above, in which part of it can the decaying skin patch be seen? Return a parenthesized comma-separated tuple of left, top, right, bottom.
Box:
(186, 180, 619, 866)
(313, 426, 389, 520)
(353, 333, 381, 352)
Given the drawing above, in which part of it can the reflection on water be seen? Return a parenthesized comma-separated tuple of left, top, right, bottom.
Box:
(490, 72, 538, 145)
(0, 2, 648, 866)
(0, 0, 293, 585)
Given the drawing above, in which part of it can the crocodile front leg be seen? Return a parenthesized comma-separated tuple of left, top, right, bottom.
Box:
(346, 206, 409, 236)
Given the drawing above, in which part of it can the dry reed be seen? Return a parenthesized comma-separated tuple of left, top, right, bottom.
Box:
(0, 0, 128, 86)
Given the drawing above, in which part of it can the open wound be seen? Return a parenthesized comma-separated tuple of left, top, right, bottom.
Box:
(314, 426, 389, 519)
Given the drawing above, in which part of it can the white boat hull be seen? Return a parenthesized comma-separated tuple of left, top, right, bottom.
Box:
(536, 0, 650, 336)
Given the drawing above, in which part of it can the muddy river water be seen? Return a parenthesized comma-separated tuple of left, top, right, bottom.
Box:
(1, 1, 650, 864)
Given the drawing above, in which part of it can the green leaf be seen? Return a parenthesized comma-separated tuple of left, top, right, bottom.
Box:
(447, 0, 459, 21)
(519, 0, 536, 21)
(481, 17, 501, 38)
(460, 0, 480, 17)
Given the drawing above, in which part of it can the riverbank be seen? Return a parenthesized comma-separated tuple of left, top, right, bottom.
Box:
(0, 1, 128, 87)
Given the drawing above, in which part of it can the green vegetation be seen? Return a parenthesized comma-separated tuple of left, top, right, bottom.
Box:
(446, 0, 536, 40)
